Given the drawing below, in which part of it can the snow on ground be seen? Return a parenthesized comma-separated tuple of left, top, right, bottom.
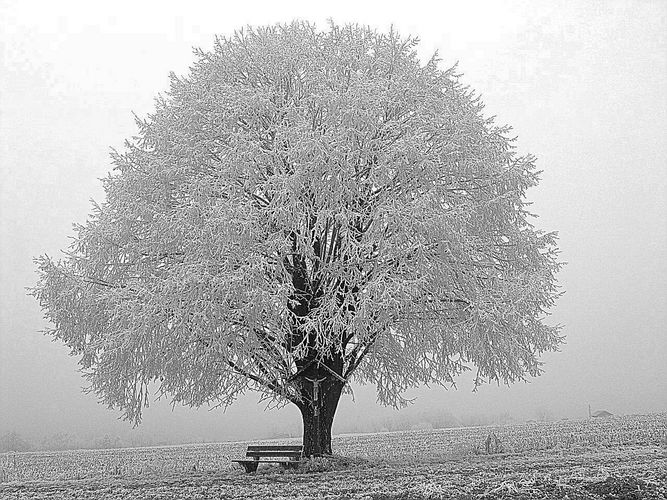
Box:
(1, 414, 665, 499)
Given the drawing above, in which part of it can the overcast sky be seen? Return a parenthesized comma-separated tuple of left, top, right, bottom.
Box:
(1, 0, 666, 443)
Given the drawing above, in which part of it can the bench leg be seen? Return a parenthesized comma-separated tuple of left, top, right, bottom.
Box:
(242, 461, 259, 473)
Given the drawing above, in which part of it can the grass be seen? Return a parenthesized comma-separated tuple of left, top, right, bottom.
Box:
(0, 413, 665, 499)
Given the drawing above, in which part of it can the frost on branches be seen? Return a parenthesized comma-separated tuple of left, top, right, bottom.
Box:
(31, 22, 562, 457)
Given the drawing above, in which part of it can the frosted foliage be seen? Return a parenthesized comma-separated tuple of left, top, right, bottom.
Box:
(31, 22, 562, 423)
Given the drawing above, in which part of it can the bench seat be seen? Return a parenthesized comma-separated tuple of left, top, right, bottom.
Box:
(232, 445, 303, 473)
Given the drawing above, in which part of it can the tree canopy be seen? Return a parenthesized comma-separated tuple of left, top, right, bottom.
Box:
(32, 21, 562, 455)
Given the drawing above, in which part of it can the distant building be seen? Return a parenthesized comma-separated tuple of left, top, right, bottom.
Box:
(588, 405, 613, 418)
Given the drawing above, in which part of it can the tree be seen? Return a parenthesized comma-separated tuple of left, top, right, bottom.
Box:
(31, 21, 562, 457)
(0, 431, 34, 453)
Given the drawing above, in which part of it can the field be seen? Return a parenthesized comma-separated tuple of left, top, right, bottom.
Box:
(1, 413, 665, 499)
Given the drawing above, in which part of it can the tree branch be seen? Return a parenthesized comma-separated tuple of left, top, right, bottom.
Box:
(226, 359, 298, 404)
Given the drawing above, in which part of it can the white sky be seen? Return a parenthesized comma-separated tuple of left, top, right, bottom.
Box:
(1, 0, 666, 441)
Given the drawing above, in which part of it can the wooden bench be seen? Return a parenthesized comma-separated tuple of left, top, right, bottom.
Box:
(232, 444, 303, 473)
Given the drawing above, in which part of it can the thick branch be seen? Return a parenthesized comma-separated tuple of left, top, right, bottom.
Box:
(226, 359, 298, 404)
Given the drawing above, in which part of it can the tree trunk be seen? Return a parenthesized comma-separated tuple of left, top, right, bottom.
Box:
(298, 377, 343, 457)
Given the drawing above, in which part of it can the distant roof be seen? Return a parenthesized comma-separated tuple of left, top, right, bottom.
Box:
(592, 410, 613, 417)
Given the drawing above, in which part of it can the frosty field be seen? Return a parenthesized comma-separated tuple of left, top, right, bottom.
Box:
(1, 413, 665, 499)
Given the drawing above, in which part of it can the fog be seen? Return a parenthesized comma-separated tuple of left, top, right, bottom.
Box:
(1, 1, 666, 447)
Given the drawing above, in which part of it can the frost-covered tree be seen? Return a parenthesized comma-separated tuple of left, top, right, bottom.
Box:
(31, 21, 562, 457)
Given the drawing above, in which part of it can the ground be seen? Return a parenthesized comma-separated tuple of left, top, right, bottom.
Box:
(1, 414, 666, 499)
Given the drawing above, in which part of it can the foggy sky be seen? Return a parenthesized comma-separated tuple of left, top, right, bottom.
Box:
(1, 0, 666, 443)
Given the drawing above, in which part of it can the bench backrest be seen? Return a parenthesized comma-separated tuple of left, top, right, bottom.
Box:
(245, 445, 303, 460)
